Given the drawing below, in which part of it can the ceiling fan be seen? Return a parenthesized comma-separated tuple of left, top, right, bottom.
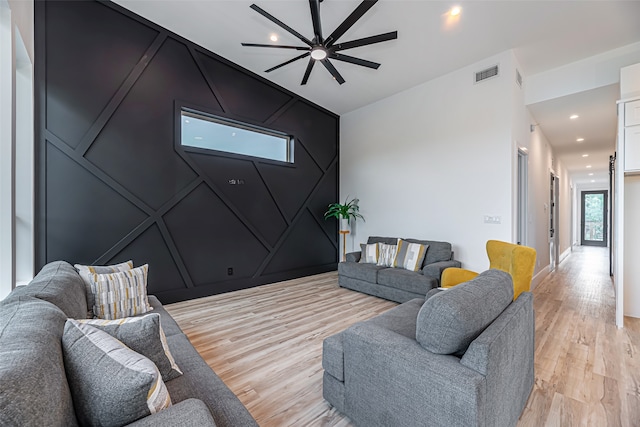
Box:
(241, 0, 397, 85)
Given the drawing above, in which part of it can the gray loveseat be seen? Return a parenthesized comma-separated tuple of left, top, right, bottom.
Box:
(0, 261, 257, 427)
(323, 269, 535, 427)
(338, 236, 461, 302)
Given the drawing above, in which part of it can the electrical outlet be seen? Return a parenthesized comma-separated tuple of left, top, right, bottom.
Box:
(227, 267, 233, 275)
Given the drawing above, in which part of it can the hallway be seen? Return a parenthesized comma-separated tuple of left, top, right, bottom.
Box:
(518, 246, 640, 426)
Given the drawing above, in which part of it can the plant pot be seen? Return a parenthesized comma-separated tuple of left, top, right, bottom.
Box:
(340, 218, 350, 232)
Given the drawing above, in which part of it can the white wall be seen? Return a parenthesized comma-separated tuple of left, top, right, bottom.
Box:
(526, 41, 640, 105)
(557, 161, 572, 261)
(15, 28, 34, 286)
(624, 176, 640, 317)
(341, 51, 519, 273)
(0, 0, 34, 300)
(0, 1, 15, 300)
(525, 115, 554, 275)
(620, 62, 640, 318)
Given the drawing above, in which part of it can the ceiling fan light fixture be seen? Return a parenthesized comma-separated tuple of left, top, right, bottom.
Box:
(311, 47, 328, 60)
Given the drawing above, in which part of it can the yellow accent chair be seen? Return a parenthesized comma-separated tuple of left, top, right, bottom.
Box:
(441, 240, 537, 299)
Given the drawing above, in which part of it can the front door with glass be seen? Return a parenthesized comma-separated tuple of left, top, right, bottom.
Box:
(581, 190, 608, 247)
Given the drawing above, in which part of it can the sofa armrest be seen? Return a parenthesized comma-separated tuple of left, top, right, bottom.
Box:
(126, 399, 217, 426)
(343, 322, 485, 426)
(460, 292, 534, 426)
(345, 251, 361, 263)
(422, 260, 462, 280)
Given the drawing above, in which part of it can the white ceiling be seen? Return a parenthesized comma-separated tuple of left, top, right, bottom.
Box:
(114, 0, 640, 185)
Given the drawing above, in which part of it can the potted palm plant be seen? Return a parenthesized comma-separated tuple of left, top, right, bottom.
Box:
(324, 197, 365, 231)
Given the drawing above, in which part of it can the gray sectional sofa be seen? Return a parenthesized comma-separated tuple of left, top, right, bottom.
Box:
(323, 269, 535, 427)
(338, 236, 461, 302)
(0, 261, 257, 427)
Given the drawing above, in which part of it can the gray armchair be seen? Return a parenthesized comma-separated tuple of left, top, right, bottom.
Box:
(323, 269, 535, 426)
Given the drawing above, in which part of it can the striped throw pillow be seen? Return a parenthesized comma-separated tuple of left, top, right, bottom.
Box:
(89, 264, 151, 320)
(62, 320, 172, 427)
(377, 242, 399, 267)
(77, 313, 182, 381)
(394, 239, 428, 271)
(75, 261, 134, 316)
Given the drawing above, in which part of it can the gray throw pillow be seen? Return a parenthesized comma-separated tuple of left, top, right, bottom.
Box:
(62, 320, 172, 427)
(416, 269, 513, 355)
(76, 313, 183, 381)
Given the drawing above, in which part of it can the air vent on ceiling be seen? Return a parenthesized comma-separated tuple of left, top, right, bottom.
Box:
(516, 69, 523, 88)
(474, 64, 499, 84)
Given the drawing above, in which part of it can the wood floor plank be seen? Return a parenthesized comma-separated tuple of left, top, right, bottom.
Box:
(166, 246, 640, 426)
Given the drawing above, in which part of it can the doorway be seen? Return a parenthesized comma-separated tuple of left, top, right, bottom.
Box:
(549, 173, 560, 271)
(517, 149, 528, 245)
(581, 190, 608, 247)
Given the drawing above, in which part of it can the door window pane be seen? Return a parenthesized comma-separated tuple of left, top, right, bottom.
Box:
(584, 193, 604, 241)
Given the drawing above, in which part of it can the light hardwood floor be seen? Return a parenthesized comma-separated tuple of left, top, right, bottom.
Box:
(165, 246, 640, 426)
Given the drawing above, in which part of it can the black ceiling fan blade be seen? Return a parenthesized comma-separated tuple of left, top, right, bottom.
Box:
(325, 0, 378, 47)
(320, 59, 345, 84)
(330, 52, 380, 69)
(241, 43, 310, 51)
(332, 31, 397, 51)
(301, 58, 316, 85)
(250, 4, 313, 47)
(265, 52, 310, 73)
(309, 0, 323, 42)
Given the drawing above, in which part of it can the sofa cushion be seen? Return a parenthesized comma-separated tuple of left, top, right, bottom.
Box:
(367, 236, 399, 245)
(416, 269, 514, 355)
(89, 264, 152, 319)
(338, 261, 386, 282)
(394, 239, 428, 271)
(75, 260, 133, 312)
(365, 297, 423, 339)
(377, 268, 437, 296)
(62, 320, 172, 427)
(323, 332, 345, 381)
(405, 239, 452, 266)
(0, 296, 79, 426)
(7, 260, 88, 319)
(76, 313, 183, 381)
(126, 399, 216, 427)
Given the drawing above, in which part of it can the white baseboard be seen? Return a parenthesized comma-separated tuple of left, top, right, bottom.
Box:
(559, 247, 572, 264)
(530, 265, 550, 291)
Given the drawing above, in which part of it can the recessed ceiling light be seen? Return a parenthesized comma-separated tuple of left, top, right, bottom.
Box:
(270, 34, 278, 42)
(576, 138, 584, 142)
(570, 114, 579, 120)
(588, 173, 594, 176)
(582, 154, 589, 158)
(450, 6, 461, 16)
(184, 119, 190, 124)
(586, 165, 592, 168)
(591, 180, 595, 183)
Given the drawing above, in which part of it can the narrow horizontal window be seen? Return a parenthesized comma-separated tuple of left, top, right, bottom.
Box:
(181, 109, 293, 163)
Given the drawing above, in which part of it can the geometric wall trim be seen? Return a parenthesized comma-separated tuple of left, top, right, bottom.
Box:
(35, 0, 339, 303)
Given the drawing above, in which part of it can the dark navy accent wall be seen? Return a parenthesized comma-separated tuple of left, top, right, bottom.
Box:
(35, 0, 339, 303)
